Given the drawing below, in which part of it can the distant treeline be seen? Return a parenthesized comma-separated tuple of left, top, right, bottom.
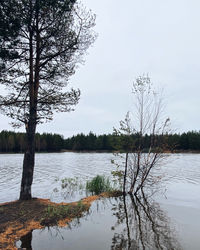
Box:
(0, 130, 64, 152)
(0, 130, 200, 153)
(65, 131, 200, 152)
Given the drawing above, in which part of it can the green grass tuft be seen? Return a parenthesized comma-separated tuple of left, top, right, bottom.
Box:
(41, 200, 88, 227)
(86, 175, 112, 194)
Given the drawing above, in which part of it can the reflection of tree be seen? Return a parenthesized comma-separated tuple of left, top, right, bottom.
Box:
(18, 195, 181, 250)
(111, 193, 182, 250)
(18, 227, 66, 249)
(20, 230, 33, 250)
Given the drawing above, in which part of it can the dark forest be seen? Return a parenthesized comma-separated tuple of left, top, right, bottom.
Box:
(0, 130, 200, 152)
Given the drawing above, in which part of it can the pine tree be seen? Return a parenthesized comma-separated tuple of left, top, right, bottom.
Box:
(0, 0, 96, 200)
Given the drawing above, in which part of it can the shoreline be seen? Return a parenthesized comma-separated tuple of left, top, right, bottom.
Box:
(0, 191, 122, 249)
(1, 149, 200, 154)
(62, 149, 200, 154)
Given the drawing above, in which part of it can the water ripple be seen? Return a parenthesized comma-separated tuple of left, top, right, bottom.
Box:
(0, 153, 200, 204)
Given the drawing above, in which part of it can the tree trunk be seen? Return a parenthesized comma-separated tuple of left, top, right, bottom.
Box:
(19, 9, 36, 200)
(123, 152, 128, 194)
(129, 151, 141, 194)
(19, 120, 36, 200)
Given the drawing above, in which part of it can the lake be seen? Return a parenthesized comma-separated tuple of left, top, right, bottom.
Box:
(0, 153, 200, 249)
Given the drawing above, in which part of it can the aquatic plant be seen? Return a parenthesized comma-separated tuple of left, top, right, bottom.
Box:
(52, 177, 85, 200)
(61, 177, 84, 190)
(86, 175, 112, 194)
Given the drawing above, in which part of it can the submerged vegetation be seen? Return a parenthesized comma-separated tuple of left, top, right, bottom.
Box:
(52, 177, 85, 200)
(60, 177, 84, 191)
(55, 175, 115, 196)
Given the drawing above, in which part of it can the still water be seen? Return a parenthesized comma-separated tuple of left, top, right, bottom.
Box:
(16, 195, 182, 250)
(0, 153, 200, 249)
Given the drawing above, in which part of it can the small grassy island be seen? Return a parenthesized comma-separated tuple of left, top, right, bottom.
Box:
(0, 191, 122, 249)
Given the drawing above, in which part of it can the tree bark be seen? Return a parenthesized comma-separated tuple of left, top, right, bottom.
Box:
(20, 11, 36, 200)
(19, 119, 36, 200)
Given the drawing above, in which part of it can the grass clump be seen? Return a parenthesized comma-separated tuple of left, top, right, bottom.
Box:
(86, 175, 112, 194)
(41, 200, 87, 226)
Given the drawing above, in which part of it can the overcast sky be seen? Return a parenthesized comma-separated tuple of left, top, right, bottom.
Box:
(1, 0, 200, 137)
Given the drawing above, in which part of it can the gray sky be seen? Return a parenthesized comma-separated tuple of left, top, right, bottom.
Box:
(1, 0, 200, 137)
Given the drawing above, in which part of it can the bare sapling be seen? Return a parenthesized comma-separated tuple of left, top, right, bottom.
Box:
(113, 75, 171, 195)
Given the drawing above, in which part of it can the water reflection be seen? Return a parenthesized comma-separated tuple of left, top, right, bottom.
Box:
(111, 193, 182, 250)
(17, 192, 182, 250)
(19, 230, 32, 250)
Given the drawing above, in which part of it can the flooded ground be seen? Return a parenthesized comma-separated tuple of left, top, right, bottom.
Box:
(16, 195, 182, 250)
(1, 153, 200, 249)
